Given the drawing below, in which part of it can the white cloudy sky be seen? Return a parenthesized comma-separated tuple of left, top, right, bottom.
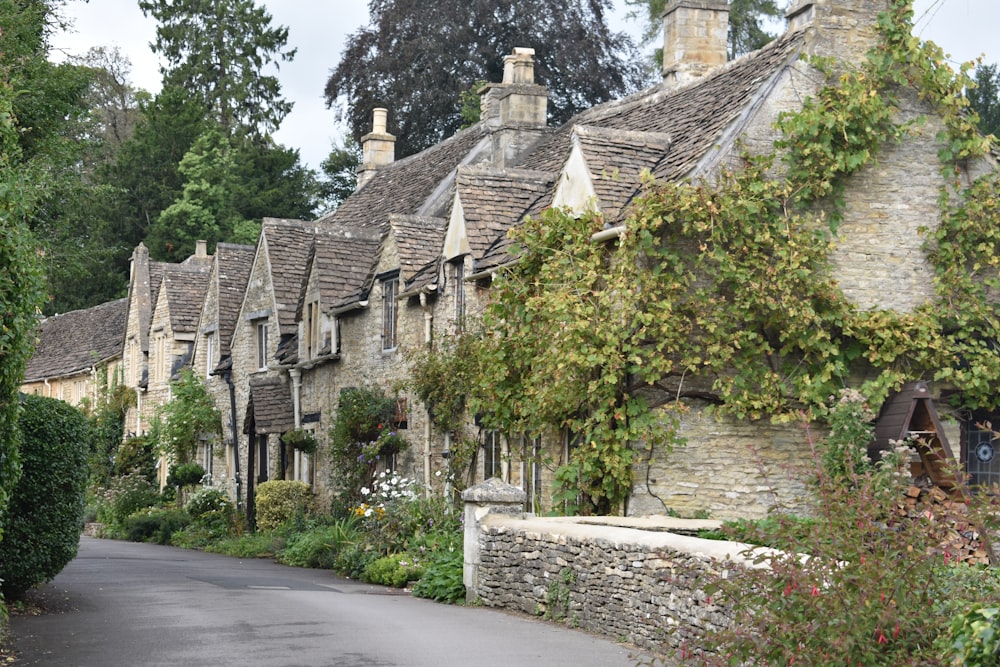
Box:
(49, 0, 1000, 172)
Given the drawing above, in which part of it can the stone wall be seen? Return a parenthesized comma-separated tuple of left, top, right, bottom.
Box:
(465, 484, 758, 654)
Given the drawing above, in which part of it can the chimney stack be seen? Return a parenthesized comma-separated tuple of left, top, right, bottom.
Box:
(357, 107, 396, 188)
(195, 239, 208, 258)
(661, 0, 729, 87)
(784, 0, 886, 64)
(479, 47, 549, 167)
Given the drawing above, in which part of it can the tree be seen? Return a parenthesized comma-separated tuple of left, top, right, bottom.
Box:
(139, 0, 295, 136)
(146, 126, 249, 260)
(969, 62, 1000, 138)
(70, 46, 145, 167)
(0, 2, 47, 548)
(317, 136, 360, 213)
(325, 0, 646, 158)
(624, 0, 784, 65)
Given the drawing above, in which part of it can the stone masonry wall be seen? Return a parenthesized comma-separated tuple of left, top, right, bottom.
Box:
(474, 514, 753, 654)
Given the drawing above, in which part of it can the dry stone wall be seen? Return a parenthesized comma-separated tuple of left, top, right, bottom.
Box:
(470, 510, 756, 654)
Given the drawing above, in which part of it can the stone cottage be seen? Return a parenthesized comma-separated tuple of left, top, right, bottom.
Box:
(21, 298, 126, 407)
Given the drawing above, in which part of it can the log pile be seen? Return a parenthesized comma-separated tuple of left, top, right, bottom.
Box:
(897, 483, 994, 565)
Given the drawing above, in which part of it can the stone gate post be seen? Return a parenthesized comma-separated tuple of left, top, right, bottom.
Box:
(462, 478, 526, 602)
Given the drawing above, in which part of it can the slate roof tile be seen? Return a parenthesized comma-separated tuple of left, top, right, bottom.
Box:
(161, 263, 212, 335)
(244, 376, 294, 435)
(390, 215, 447, 291)
(24, 298, 127, 382)
(261, 218, 317, 335)
(214, 243, 256, 357)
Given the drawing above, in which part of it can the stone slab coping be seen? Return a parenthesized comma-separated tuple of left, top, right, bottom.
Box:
(482, 513, 775, 569)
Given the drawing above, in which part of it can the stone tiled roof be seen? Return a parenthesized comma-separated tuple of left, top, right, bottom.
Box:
(24, 298, 127, 382)
(319, 123, 492, 232)
(477, 29, 807, 270)
(160, 263, 212, 335)
(303, 227, 384, 313)
(390, 215, 447, 292)
(571, 125, 672, 221)
(244, 375, 294, 435)
(213, 243, 256, 357)
(261, 218, 317, 336)
(454, 167, 554, 265)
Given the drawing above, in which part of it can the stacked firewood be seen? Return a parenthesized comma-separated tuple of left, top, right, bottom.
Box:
(897, 484, 994, 565)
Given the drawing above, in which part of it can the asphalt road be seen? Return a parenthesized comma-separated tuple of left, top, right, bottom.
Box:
(10, 537, 651, 667)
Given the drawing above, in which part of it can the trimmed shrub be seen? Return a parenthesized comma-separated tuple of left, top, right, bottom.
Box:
(363, 553, 424, 588)
(0, 395, 90, 599)
(167, 461, 206, 488)
(124, 507, 191, 544)
(254, 480, 314, 531)
(114, 435, 157, 484)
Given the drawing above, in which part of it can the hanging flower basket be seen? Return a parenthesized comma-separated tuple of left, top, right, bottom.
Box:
(281, 428, 318, 455)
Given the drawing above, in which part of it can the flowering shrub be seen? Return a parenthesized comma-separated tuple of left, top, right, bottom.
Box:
(96, 472, 160, 533)
(688, 391, 1000, 666)
(328, 386, 409, 513)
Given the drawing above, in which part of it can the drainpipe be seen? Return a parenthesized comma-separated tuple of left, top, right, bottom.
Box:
(222, 369, 242, 511)
(43, 378, 51, 398)
(288, 367, 302, 481)
(420, 292, 433, 493)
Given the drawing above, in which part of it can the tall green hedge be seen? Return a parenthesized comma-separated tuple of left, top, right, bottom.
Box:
(0, 394, 90, 599)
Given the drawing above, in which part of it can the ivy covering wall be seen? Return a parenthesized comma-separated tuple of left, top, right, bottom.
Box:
(459, 0, 1000, 513)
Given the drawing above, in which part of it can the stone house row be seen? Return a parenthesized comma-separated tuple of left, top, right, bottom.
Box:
(23, 0, 999, 520)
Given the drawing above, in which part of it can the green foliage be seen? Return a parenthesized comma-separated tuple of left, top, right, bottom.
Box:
(115, 435, 157, 484)
(281, 428, 318, 455)
(167, 462, 207, 488)
(0, 395, 90, 600)
(277, 516, 360, 569)
(85, 368, 135, 488)
(0, 2, 48, 546)
(969, 62, 1000, 139)
(690, 401, 1000, 666)
(944, 605, 1000, 666)
(326, 0, 646, 158)
(363, 553, 424, 588)
(328, 386, 409, 511)
(124, 507, 191, 545)
(473, 0, 1000, 513)
(408, 333, 479, 435)
(204, 531, 285, 558)
(152, 369, 221, 464)
(96, 472, 160, 533)
(411, 548, 465, 603)
(254, 480, 314, 532)
(185, 487, 234, 521)
(318, 136, 359, 214)
(139, 0, 295, 136)
(821, 388, 878, 484)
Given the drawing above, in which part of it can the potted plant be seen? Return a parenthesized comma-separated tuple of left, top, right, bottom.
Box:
(281, 428, 318, 455)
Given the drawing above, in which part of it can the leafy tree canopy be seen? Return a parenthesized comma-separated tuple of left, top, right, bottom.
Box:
(139, 0, 296, 136)
(325, 0, 647, 158)
(969, 62, 1000, 138)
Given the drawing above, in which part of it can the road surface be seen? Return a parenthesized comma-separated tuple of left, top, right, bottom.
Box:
(10, 536, 651, 667)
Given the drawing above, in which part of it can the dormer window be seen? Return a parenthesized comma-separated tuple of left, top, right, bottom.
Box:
(381, 274, 398, 351)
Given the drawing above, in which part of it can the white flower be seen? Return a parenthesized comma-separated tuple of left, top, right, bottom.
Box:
(361, 487, 370, 496)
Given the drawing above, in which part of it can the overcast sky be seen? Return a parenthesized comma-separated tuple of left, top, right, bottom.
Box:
(49, 0, 1000, 173)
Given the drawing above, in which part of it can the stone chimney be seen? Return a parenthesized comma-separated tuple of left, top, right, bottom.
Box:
(357, 107, 396, 188)
(785, 0, 887, 65)
(661, 0, 730, 87)
(195, 239, 208, 258)
(479, 47, 549, 167)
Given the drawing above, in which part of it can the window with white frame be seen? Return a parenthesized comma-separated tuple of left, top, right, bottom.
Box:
(483, 430, 502, 480)
(305, 300, 321, 359)
(381, 275, 398, 351)
(255, 319, 269, 370)
(452, 258, 465, 332)
(205, 332, 215, 377)
(200, 440, 213, 479)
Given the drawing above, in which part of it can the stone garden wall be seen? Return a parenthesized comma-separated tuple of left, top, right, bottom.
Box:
(463, 480, 766, 654)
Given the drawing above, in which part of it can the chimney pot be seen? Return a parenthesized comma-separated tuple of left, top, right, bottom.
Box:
(196, 240, 207, 257)
(357, 107, 396, 189)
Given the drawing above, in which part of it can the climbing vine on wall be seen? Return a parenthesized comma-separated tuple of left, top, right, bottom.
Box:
(470, 0, 1000, 514)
